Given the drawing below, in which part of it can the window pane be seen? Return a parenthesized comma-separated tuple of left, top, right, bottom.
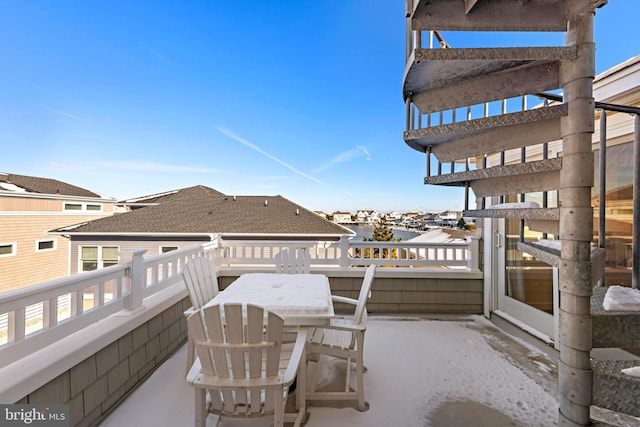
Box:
(83, 261, 98, 271)
(0, 244, 14, 255)
(81, 247, 98, 259)
(102, 247, 119, 261)
(38, 240, 55, 250)
(64, 203, 82, 210)
(87, 204, 102, 211)
(161, 246, 178, 253)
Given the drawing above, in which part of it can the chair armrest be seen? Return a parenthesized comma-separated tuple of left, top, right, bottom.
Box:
(323, 318, 366, 332)
(283, 328, 309, 386)
(331, 295, 358, 306)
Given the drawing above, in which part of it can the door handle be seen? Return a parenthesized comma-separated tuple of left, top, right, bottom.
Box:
(495, 232, 503, 248)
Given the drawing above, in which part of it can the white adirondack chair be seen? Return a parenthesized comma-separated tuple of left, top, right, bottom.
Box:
(306, 264, 376, 411)
(182, 256, 220, 373)
(275, 248, 311, 274)
(186, 303, 307, 427)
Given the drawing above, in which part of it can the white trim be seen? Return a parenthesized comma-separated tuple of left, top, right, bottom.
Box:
(0, 191, 114, 202)
(35, 238, 57, 253)
(0, 211, 111, 216)
(0, 242, 17, 258)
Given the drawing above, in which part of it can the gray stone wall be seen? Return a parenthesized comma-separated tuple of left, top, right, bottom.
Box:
(18, 297, 190, 427)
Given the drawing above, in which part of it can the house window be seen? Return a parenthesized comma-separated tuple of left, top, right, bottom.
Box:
(160, 246, 178, 253)
(36, 239, 56, 252)
(0, 242, 16, 257)
(80, 246, 119, 271)
(64, 203, 103, 212)
(64, 203, 83, 211)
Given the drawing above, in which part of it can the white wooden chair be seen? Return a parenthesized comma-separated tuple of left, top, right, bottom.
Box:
(275, 248, 311, 274)
(182, 256, 220, 373)
(186, 303, 307, 427)
(305, 264, 376, 411)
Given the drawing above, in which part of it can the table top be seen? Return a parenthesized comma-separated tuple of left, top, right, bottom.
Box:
(207, 273, 334, 326)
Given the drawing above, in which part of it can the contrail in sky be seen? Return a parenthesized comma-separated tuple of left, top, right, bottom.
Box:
(216, 126, 325, 186)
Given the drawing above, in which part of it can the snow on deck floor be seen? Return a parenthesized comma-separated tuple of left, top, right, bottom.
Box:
(100, 315, 559, 427)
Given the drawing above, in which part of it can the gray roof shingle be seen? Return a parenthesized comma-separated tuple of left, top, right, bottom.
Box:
(0, 173, 105, 198)
(53, 185, 353, 237)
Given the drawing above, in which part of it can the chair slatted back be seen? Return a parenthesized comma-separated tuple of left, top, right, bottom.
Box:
(275, 248, 311, 274)
(187, 303, 285, 416)
(182, 257, 219, 310)
(354, 264, 376, 325)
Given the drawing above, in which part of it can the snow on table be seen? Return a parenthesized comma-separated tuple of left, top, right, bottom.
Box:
(210, 273, 333, 324)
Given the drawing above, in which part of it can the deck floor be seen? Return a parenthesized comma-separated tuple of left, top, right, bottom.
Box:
(98, 315, 637, 427)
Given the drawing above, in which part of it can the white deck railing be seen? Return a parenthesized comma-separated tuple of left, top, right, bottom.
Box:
(217, 235, 479, 270)
(0, 236, 479, 365)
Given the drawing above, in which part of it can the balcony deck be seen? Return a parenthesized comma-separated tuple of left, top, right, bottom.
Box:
(101, 315, 565, 427)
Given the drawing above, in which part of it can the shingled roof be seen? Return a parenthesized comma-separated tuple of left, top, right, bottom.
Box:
(0, 173, 105, 198)
(52, 185, 353, 237)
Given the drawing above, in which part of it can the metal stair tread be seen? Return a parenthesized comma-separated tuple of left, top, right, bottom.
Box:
(592, 359, 640, 418)
(463, 207, 559, 220)
(592, 286, 640, 348)
(404, 46, 576, 98)
(516, 241, 606, 275)
(404, 104, 567, 159)
(410, 0, 568, 32)
(424, 158, 562, 186)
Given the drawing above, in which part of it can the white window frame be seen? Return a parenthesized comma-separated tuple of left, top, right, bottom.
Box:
(79, 245, 120, 272)
(36, 239, 57, 252)
(0, 242, 17, 258)
(63, 202, 104, 212)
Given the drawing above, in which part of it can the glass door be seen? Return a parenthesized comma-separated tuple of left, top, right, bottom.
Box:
(494, 217, 559, 345)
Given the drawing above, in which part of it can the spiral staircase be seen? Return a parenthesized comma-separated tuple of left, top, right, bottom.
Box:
(402, 1, 639, 425)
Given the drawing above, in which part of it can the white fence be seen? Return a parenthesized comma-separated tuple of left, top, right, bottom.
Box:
(0, 236, 479, 365)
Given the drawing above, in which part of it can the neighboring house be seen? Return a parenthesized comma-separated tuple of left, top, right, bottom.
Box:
(0, 173, 116, 293)
(331, 211, 353, 224)
(49, 185, 354, 274)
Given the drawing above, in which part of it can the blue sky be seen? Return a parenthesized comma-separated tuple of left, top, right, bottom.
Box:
(1, 1, 638, 213)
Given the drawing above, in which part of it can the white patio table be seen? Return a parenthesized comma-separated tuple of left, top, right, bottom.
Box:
(204, 273, 334, 326)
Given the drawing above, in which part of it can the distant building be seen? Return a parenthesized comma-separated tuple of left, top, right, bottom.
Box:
(332, 211, 354, 224)
(50, 186, 354, 274)
(0, 173, 116, 292)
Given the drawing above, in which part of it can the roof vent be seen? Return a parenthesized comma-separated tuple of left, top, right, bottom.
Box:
(264, 199, 268, 206)
(296, 208, 300, 215)
(233, 195, 236, 201)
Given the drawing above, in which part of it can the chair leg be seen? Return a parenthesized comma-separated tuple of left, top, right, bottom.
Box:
(186, 336, 195, 375)
(356, 352, 366, 411)
(194, 388, 206, 427)
(274, 389, 284, 427)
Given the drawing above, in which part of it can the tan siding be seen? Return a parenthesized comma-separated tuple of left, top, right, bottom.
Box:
(0, 212, 114, 293)
(0, 195, 115, 213)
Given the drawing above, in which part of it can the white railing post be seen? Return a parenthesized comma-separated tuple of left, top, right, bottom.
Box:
(338, 236, 350, 269)
(466, 236, 480, 271)
(121, 249, 147, 312)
